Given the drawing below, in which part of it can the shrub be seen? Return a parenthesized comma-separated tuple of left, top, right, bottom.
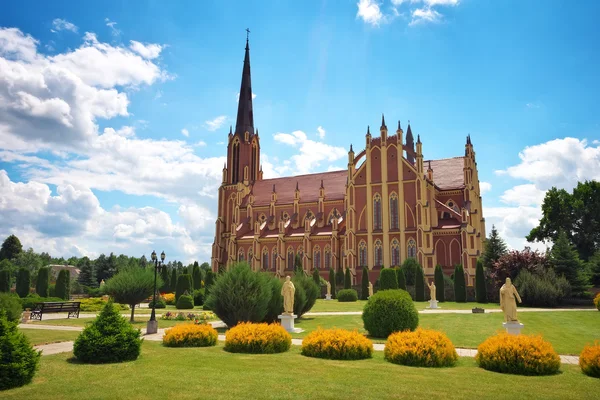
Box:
(163, 323, 218, 347)
(337, 289, 358, 302)
(263, 276, 283, 323)
(163, 292, 176, 305)
(579, 342, 600, 378)
(312, 268, 321, 286)
(73, 300, 142, 364)
(55, 269, 70, 300)
(594, 293, 600, 311)
(149, 296, 166, 309)
(475, 333, 560, 376)
(453, 265, 466, 302)
(401, 258, 420, 285)
(344, 268, 352, 289)
(475, 259, 487, 303)
(192, 264, 202, 290)
(35, 267, 49, 298)
(292, 278, 307, 316)
(0, 311, 41, 391)
(161, 311, 216, 323)
(514, 269, 571, 308)
(293, 274, 319, 316)
(328, 268, 336, 299)
(362, 289, 419, 338)
(175, 274, 193, 301)
(302, 328, 373, 360)
(434, 265, 445, 302)
(159, 266, 170, 293)
(104, 267, 159, 322)
(415, 266, 425, 301)
(176, 294, 194, 309)
(205, 263, 271, 327)
(193, 289, 204, 306)
(361, 267, 369, 300)
(224, 322, 291, 354)
(396, 268, 407, 290)
(444, 275, 455, 302)
(384, 328, 458, 367)
(170, 269, 178, 294)
(0, 293, 22, 323)
(77, 298, 128, 312)
(379, 268, 398, 290)
(0, 269, 10, 293)
(20, 295, 63, 311)
(15, 268, 30, 298)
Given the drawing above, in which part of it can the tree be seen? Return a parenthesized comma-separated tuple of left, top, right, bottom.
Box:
(55, 270, 70, 300)
(482, 225, 508, 269)
(396, 268, 407, 290)
(12, 248, 43, 276)
(401, 258, 420, 285)
(36, 267, 50, 297)
(104, 267, 161, 322)
(312, 267, 321, 286)
(361, 266, 369, 300)
(379, 268, 398, 290)
(170, 268, 178, 293)
(328, 268, 336, 299)
(192, 264, 202, 290)
(336, 264, 344, 286)
(344, 268, 352, 289)
(434, 265, 445, 302)
(200, 262, 210, 271)
(550, 231, 589, 297)
(204, 270, 216, 299)
(160, 266, 170, 292)
(453, 265, 466, 302)
(294, 254, 303, 274)
(15, 268, 30, 298)
(0, 235, 22, 261)
(0, 310, 41, 390)
(0, 268, 10, 292)
(475, 259, 487, 303)
(139, 255, 148, 268)
(587, 250, 600, 286)
(415, 266, 425, 301)
(490, 248, 550, 289)
(176, 274, 193, 301)
(77, 257, 95, 288)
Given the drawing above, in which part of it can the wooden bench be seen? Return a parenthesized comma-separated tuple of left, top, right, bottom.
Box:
(30, 302, 81, 321)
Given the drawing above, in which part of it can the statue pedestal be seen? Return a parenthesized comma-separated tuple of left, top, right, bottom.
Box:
(146, 320, 158, 335)
(278, 314, 304, 333)
(325, 294, 332, 300)
(426, 300, 439, 309)
(503, 322, 524, 336)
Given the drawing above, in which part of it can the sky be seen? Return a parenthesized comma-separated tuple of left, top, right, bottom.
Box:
(0, 0, 599, 264)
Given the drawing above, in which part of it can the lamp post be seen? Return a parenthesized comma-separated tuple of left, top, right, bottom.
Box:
(147, 250, 166, 334)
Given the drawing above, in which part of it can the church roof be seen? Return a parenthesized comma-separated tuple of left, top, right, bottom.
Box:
(234, 37, 254, 136)
(427, 157, 465, 190)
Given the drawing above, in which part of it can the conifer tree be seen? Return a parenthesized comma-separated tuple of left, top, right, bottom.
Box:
(16, 268, 30, 298)
(453, 265, 466, 303)
(170, 268, 177, 293)
(415, 265, 425, 301)
(192, 264, 202, 290)
(204, 270, 215, 299)
(312, 267, 321, 286)
(361, 266, 369, 300)
(344, 268, 352, 289)
(328, 268, 336, 299)
(550, 230, 589, 296)
(396, 267, 407, 290)
(482, 225, 508, 269)
(0, 268, 10, 292)
(434, 265, 445, 302)
(160, 266, 170, 292)
(55, 269, 70, 300)
(0, 234, 22, 261)
(35, 267, 49, 297)
(77, 257, 96, 288)
(475, 258, 487, 303)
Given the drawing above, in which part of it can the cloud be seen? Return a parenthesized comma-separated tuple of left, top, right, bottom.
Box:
(195, 140, 207, 147)
(479, 181, 491, 195)
(204, 116, 227, 131)
(129, 40, 164, 60)
(105, 18, 121, 37)
(317, 126, 326, 139)
(500, 184, 546, 207)
(357, 0, 385, 26)
(410, 7, 443, 25)
(181, 128, 189, 137)
(52, 18, 78, 33)
(526, 102, 541, 109)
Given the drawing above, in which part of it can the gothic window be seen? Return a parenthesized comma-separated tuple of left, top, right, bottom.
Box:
(390, 192, 399, 230)
(374, 240, 383, 267)
(328, 208, 340, 225)
(287, 247, 294, 270)
(262, 248, 269, 270)
(446, 199, 460, 214)
(391, 239, 400, 267)
(359, 241, 367, 267)
(248, 248, 253, 264)
(373, 194, 382, 230)
(238, 248, 245, 262)
(272, 248, 278, 271)
(313, 246, 321, 270)
(407, 239, 417, 258)
(324, 245, 332, 270)
(297, 246, 304, 261)
(251, 143, 257, 181)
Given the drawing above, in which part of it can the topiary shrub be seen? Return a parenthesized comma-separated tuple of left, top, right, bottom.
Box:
(379, 268, 398, 290)
(475, 259, 487, 303)
(434, 265, 445, 302)
(263, 276, 283, 323)
(175, 274, 193, 301)
(384, 328, 458, 367)
(453, 265, 466, 303)
(401, 258, 420, 285)
(162, 323, 218, 347)
(594, 293, 600, 311)
(344, 268, 352, 289)
(192, 264, 202, 290)
(293, 274, 319, 316)
(224, 322, 291, 354)
(55, 269, 70, 300)
(361, 267, 369, 300)
(73, 300, 142, 364)
(193, 289, 204, 306)
(20, 294, 63, 311)
(176, 294, 194, 309)
(362, 289, 419, 338)
(312, 268, 321, 287)
(514, 269, 571, 308)
(396, 268, 407, 290)
(149, 296, 166, 309)
(475, 333, 560, 376)
(0, 269, 10, 293)
(0, 310, 41, 391)
(15, 268, 30, 298)
(0, 293, 23, 323)
(328, 268, 336, 299)
(337, 289, 358, 302)
(579, 342, 600, 378)
(302, 328, 373, 360)
(415, 266, 425, 301)
(35, 267, 50, 298)
(204, 270, 215, 299)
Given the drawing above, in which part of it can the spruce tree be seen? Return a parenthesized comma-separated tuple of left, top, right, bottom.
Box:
(434, 265, 445, 302)
(312, 267, 321, 286)
(328, 268, 336, 299)
(396, 267, 407, 290)
(415, 266, 425, 301)
(16, 268, 30, 298)
(361, 266, 369, 300)
(35, 267, 49, 297)
(0, 268, 10, 292)
(204, 270, 215, 299)
(482, 225, 508, 269)
(336, 264, 344, 286)
(294, 254, 303, 274)
(77, 257, 96, 288)
(55, 270, 70, 300)
(192, 264, 202, 290)
(475, 258, 487, 303)
(175, 274, 192, 301)
(170, 268, 178, 293)
(344, 268, 352, 289)
(550, 230, 589, 296)
(453, 265, 466, 303)
(160, 266, 170, 292)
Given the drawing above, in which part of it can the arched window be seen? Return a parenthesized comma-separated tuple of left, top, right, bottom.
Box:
(327, 208, 340, 225)
(390, 192, 399, 230)
(374, 240, 383, 267)
(262, 248, 269, 270)
(324, 245, 332, 270)
(248, 248, 253, 262)
(272, 248, 278, 271)
(391, 239, 400, 267)
(297, 246, 304, 260)
(238, 248, 245, 262)
(359, 241, 367, 267)
(373, 194, 382, 230)
(407, 239, 417, 258)
(313, 246, 321, 270)
(287, 247, 294, 270)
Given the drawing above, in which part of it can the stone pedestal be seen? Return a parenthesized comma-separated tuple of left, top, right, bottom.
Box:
(278, 314, 304, 333)
(426, 300, 439, 309)
(146, 320, 158, 335)
(325, 294, 332, 300)
(21, 310, 31, 324)
(503, 322, 524, 336)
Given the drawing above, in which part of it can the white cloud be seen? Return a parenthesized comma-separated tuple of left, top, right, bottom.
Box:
(357, 0, 385, 26)
(317, 126, 326, 139)
(410, 7, 443, 25)
(479, 181, 491, 195)
(0, 27, 39, 61)
(500, 184, 546, 207)
(181, 128, 189, 137)
(526, 102, 541, 109)
(422, 0, 459, 5)
(52, 19, 78, 33)
(195, 140, 207, 147)
(129, 41, 164, 60)
(204, 115, 227, 131)
(105, 18, 121, 37)
(391, 0, 406, 5)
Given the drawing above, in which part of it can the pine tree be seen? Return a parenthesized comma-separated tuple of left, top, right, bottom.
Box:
(0, 234, 23, 261)
(434, 265, 445, 302)
(294, 254, 303, 274)
(482, 225, 508, 269)
(475, 258, 487, 303)
(160, 266, 170, 292)
(16, 268, 30, 298)
(170, 268, 178, 293)
(328, 268, 336, 299)
(0, 268, 10, 292)
(454, 265, 466, 303)
(361, 266, 369, 300)
(55, 270, 71, 300)
(192, 264, 202, 290)
(36, 267, 49, 297)
(204, 270, 215, 299)
(550, 230, 589, 296)
(415, 266, 425, 301)
(312, 268, 321, 286)
(77, 257, 96, 288)
(175, 274, 192, 301)
(336, 264, 344, 286)
(344, 268, 352, 289)
(396, 267, 407, 290)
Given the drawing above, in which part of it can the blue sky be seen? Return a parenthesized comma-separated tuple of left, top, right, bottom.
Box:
(0, 0, 598, 263)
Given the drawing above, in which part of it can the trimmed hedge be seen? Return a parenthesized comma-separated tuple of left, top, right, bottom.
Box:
(0, 269, 10, 293)
(293, 274, 319, 317)
(263, 276, 283, 323)
(415, 266, 425, 301)
(344, 268, 351, 289)
(16, 268, 30, 298)
(0, 311, 41, 391)
(176, 294, 194, 310)
(193, 289, 204, 306)
(362, 289, 419, 338)
(149, 296, 167, 309)
(361, 266, 369, 300)
(396, 268, 407, 290)
(20, 294, 63, 311)
(175, 274, 193, 301)
(434, 265, 445, 302)
(384, 328, 458, 367)
(35, 267, 50, 298)
(337, 289, 358, 302)
(379, 268, 398, 290)
(163, 323, 217, 347)
(475, 259, 487, 303)
(328, 268, 336, 299)
(224, 322, 291, 354)
(301, 328, 373, 360)
(453, 265, 466, 303)
(55, 269, 70, 300)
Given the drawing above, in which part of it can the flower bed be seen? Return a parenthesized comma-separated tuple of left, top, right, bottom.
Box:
(594, 293, 600, 311)
(301, 328, 372, 360)
(161, 311, 216, 323)
(163, 323, 218, 347)
(224, 322, 291, 354)
(384, 328, 457, 367)
(579, 342, 600, 378)
(475, 333, 560, 375)
(162, 293, 176, 305)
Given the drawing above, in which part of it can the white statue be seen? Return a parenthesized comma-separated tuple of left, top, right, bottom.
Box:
(500, 277, 522, 322)
(326, 281, 331, 297)
(281, 276, 295, 315)
(427, 281, 436, 302)
(368, 281, 373, 297)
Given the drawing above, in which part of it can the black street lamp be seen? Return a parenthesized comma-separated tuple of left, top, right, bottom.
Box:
(147, 250, 166, 334)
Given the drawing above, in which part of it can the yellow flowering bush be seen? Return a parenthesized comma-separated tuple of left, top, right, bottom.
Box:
(476, 333, 560, 375)
(224, 322, 291, 354)
(162, 293, 176, 305)
(162, 323, 218, 347)
(384, 328, 458, 367)
(301, 328, 373, 360)
(594, 293, 600, 311)
(579, 342, 600, 378)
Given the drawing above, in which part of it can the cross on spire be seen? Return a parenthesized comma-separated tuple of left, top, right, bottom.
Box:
(246, 28, 250, 41)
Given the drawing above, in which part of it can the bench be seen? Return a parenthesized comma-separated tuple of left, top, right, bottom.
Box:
(30, 302, 81, 321)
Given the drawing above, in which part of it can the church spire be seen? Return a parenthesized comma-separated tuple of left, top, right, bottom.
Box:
(235, 30, 254, 136)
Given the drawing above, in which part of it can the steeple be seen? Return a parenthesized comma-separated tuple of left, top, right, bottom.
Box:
(234, 32, 254, 136)
(381, 113, 387, 130)
(406, 121, 415, 164)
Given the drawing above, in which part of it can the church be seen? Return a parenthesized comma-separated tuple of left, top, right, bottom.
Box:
(211, 37, 486, 285)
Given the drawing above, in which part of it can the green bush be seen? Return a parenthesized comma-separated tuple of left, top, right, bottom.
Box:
(0, 269, 10, 293)
(204, 270, 215, 299)
(20, 294, 63, 311)
(148, 296, 166, 309)
(292, 278, 307, 316)
(514, 269, 571, 308)
(328, 268, 336, 299)
(176, 294, 194, 309)
(263, 276, 283, 323)
(396, 268, 407, 290)
(0, 311, 41, 391)
(204, 263, 271, 327)
(344, 268, 352, 289)
(55, 269, 70, 300)
(401, 258, 420, 285)
(415, 266, 425, 301)
(293, 274, 319, 317)
(35, 267, 49, 297)
(0, 293, 22, 323)
(475, 259, 487, 303)
(160, 266, 170, 292)
(337, 289, 358, 302)
(434, 265, 445, 302)
(312, 268, 321, 286)
(170, 269, 178, 294)
(193, 289, 204, 306)
(78, 298, 128, 312)
(176, 274, 193, 301)
(361, 266, 369, 300)
(379, 268, 398, 290)
(192, 264, 202, 290)
(362, 289, 419, 338)
(73, 300, 142, 364)
(16, 268, 30, 298)
(454, 265, 466, 303)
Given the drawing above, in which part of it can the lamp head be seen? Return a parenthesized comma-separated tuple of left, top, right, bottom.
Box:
(161, 251, 166, 261)
(151, 250, 157, 261)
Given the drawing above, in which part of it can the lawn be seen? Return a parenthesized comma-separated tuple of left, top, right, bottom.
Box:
(308, 299, 500, 312)
(30, 317, 203, 329)
(2, 341, 598, 400)
(21, 329, 80, 346)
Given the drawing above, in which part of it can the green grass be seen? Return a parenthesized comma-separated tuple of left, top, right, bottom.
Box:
(20, 329, 80, 346)
(2, 341, 598, 400)
(309, 299, 500, 312)
(30, 317, 200, 329)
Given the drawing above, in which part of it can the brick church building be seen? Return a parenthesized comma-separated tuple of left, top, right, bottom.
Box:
(211, 38, 486, 285)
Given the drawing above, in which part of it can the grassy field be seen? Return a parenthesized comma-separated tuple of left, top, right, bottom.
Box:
(21, 329, 80, 346)
(309, 299, 501, 312)
(2, 341, 598, 400)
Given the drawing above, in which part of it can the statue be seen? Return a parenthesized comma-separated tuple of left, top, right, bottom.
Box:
(368, 281, 373, 297)
(326, 281, 331, 296)
(281, 276, 295, 315)
(100, 279, 105, 286)
(427, 281, 436, 302)
(500, 277, 522, 322)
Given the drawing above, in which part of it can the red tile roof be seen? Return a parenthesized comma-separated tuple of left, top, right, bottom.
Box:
(427, 157, 465, 190)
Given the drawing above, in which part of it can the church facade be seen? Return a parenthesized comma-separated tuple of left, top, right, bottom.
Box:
(211, 38, 486, 285)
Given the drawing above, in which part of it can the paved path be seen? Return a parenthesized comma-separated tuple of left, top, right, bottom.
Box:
(305, 308, 595, 317)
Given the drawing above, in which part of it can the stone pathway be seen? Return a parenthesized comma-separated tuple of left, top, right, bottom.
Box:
(305, 308, 595, 317)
